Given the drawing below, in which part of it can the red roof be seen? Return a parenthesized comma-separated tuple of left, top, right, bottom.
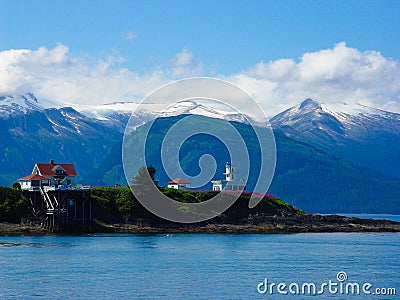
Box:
(168, 178, 190, 185)
(19, 174, 51, 181)
(36, 162, 78, 176)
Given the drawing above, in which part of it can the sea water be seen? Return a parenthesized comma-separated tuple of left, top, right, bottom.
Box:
(0, 233, 398, 299)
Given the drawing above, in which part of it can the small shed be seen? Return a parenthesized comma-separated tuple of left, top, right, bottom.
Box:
(18, 174, 51, 191)
(167, 178, 190, 190)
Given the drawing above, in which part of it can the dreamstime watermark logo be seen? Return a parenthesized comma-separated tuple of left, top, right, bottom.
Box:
(122, 77, 276, 223)
(257, 271, 397, 296)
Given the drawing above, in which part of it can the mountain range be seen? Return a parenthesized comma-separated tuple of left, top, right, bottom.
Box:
(1, 93, 399, 214)
(271, 98, 400, 179)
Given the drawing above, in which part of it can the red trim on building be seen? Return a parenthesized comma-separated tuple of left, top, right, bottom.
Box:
(167, 178, 190, 184)
(19, 174, 51, 181)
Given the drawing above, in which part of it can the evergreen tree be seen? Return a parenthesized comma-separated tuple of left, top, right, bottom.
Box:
(131, 165, 158, 192)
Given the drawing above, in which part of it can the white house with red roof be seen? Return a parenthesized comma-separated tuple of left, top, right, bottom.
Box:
(167, 178, 190, 190)
(19, 160, 79, 190)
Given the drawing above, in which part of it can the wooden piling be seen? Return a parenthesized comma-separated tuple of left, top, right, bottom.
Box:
(22, 188, 92, 232)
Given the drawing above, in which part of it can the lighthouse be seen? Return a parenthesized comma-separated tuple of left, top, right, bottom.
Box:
(224, 162, 234, 181)
(211, 161, 246, 191)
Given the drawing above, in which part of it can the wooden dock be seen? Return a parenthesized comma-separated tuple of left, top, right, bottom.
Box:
(23, 187, 92, 231)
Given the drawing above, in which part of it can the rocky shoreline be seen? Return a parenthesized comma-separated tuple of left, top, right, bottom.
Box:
(1, 215, 399, 235)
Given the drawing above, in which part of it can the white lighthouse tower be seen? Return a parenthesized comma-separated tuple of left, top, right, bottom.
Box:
(224, 162, 234, 181)
(211, 162, 246, 191)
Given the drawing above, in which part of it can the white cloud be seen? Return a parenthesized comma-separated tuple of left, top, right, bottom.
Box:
(122, 30, 136, 41)
(231, 42, 400, 115)
(168, 48, 203, 77)
(0, 42, 399, 115)
(245, 59, 296, 81)
(0, 44, 170, 104)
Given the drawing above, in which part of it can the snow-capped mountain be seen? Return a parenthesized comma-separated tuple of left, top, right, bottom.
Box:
(271, 98, 400, 135)
(76, 101, 140, 121)
(2, 92, 400, 183)
(0, 93, 68, 119)
(3, 93, 398, 133)
(78, 99, 253, 122)
(0, 93, 114, 136)
(271, 98, 400, 179)
(75, 101, 154, 133)
(0, 93, 152, 133)
(75, 99, 257, 132)
(0, 93, 123, 185)
(0, 93, 44, 118)
(158, 100, 255, 124)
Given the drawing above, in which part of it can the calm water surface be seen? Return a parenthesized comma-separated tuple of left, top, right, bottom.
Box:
(0, 233, 398, 299)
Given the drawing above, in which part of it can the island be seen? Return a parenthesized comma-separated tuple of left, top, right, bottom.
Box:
(0, 186, 399, 235)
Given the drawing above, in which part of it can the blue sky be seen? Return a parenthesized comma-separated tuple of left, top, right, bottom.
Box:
(1, 0, 400, 114)
(2, 0, 399, 73)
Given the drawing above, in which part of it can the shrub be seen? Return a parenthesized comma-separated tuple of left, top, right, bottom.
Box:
(0, 187, 31, 222)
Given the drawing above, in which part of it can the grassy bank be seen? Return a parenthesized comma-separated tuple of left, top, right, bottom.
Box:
(91, 187, 302, 225)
